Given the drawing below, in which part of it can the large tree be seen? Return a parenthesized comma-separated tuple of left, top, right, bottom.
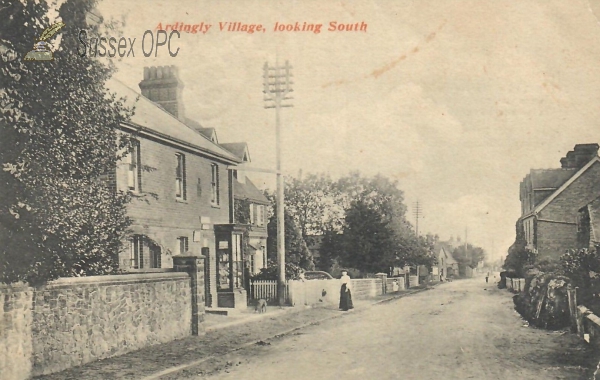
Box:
(265, 196, 315, 271)
(452, 243, 486, 270)
(335, 173, 431, 274)
(284, 171, 344, 237)
(340, 199, 398, 273)
(0, 0, 134, 284)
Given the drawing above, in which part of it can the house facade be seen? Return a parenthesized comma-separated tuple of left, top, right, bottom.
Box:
(434, 242, 459, 279)
(108, 65, 264, 309)
(519, 144, 600, 261)
(223, 142, 270, 277)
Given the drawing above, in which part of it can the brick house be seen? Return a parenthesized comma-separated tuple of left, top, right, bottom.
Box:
(107, 66, 262, 309)
(519, 144, 600, 261)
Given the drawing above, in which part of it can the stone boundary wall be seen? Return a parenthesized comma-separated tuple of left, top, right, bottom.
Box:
(350, 278, 383, 299)
(0, 283, 33, 380)
(287, 278, 385, 307)
(288, 279, 340, 306)
(1, 272, 193, 379)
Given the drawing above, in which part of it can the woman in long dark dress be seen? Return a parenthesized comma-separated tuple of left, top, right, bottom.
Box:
(339, 270, 354, 311)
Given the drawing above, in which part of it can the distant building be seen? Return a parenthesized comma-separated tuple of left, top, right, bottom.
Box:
(434, 241, 459, 279)
(519, 144, 600, 260)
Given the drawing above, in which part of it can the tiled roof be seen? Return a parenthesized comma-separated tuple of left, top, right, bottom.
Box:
(534, 157, 600, 213)
(221, 143, 249, 162)
(529, 168, 577, 189)
(183, 118, 218, 141)
(106, 78, 240, 163)
(435, 242, 457, 264)
(234, 177, 269, 204)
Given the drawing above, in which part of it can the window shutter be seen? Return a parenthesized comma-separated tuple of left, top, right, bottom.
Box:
(139, 236, 144, 269)
(249, 203, 254, 224)
(258, 205, 264, 226)
(215, 165, 221, 204)
(136, 142, 142, 192)
(130, 238, 135, 268)
(182, 155, 187, 200)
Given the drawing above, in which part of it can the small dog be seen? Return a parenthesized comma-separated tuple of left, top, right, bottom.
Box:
(255, 299, 267, 313)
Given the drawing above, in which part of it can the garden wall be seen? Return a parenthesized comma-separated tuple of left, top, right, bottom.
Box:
(350, 278, 383, 299)
(1, 272, 194, 379)
(287, 278, 385, 307)
(0, 283, 33, 380)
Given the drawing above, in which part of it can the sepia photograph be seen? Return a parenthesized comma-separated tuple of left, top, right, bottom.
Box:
(3, 0, 600, 378)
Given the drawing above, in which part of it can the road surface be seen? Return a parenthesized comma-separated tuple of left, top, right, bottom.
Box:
(191, 277, 595, 380)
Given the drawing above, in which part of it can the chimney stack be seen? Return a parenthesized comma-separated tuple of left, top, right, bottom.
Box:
(139, 66, 185, 121)
(560, 143, 599, 169)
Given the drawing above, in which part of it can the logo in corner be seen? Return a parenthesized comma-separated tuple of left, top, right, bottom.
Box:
(24, 22, 66, 61)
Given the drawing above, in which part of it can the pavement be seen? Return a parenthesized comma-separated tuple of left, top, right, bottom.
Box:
(33, 285, 430, 380)
(188, 277, 598, 380)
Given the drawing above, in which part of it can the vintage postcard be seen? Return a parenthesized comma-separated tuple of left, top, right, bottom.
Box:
(2, 0, 600, 379)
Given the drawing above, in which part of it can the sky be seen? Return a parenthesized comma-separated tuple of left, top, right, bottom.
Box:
(90, 0, 600, 261)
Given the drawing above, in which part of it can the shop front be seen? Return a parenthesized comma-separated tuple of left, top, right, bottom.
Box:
(214, 224, 248, 309)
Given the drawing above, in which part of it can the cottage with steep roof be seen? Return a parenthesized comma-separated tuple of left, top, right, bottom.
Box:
(519, 144, 600, 260)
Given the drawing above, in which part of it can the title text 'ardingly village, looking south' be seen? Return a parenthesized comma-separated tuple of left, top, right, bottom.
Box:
(155, 21, 368, 35)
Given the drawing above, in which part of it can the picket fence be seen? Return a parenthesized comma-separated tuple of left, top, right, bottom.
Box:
(250, 280, 291, 305)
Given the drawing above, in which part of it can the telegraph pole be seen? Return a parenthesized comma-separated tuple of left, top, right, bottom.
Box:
(412, 201, 422, 283)
(413, 201, 422, 237)
(263, 58, 293, 306)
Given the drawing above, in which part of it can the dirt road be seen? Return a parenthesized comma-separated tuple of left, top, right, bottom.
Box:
(192, 277, 597, 380)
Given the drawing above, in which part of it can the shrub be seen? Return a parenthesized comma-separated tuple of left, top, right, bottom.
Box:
(513, 272, 571, 330)
(251, 261, 303, 281)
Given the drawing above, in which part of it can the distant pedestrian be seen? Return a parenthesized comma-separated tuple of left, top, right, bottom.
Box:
(485, 272, 490, 283)
(392, 279, 399, 292)
(339, 269, 354, 311)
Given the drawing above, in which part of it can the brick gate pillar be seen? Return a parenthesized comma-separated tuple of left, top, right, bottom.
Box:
(375, 273, 387, 295)
(173, 255, 206, 336)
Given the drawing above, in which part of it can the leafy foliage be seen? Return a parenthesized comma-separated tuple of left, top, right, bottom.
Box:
(561, 247, 600, 289)
(285, 171, 343, 236)
(503, 220, 536, 277)
(340, 200, 398, 273)
(0, 0, 134, 285)
(250, 260, 303, 281)
(265, 200, 315, 271)
(452, 243, 486, 270)
(234, 198, 252, 225)
(272, 171, 439, 276)
(513, 273, 571, 330)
